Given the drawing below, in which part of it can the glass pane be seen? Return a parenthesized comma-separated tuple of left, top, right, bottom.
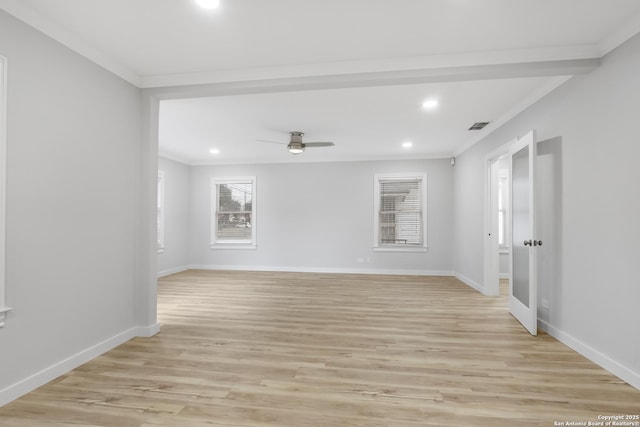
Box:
(378, 179, 422, 245)
(379, 213, 396, 243)
(216, 182, 253, 241)
(217, 213, 252, 240)
(512, 145, 530, 307)
(218, 183, 252, 212)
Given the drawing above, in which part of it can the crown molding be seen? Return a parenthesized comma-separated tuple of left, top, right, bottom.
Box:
(187, 153, 453, 167)
(0, 0, 141, 86)
(599, 11, 640, 56)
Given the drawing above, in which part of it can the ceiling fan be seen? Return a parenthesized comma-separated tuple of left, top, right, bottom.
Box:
(258, 131, 335, 154)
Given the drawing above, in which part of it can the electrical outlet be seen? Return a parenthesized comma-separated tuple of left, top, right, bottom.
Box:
(357, 257, 364, 263)
(365, 257, 371, 263)
(541, 298, 549, 309)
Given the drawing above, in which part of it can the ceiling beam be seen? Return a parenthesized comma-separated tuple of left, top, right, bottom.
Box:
(141, 48, 601, 89)
(144, 58, 599, 101)
(0, 0, 620, 90)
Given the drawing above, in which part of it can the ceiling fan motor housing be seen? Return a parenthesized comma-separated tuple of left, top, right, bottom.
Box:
(289, 131, 304, 141)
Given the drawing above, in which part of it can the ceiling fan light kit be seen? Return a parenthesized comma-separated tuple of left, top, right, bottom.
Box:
(287, 142, 305, 154)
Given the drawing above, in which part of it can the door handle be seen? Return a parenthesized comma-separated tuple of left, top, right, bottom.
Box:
(533, 240, 543, 246)
(524, 240, 532, 246)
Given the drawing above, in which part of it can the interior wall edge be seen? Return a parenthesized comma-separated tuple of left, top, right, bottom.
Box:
(453, 271, 486, 295)
(157, 266, 190, 278)
(132, 323, 161, 338)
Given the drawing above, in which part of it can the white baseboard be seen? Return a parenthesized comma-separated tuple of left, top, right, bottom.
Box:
(453, 271, 486, 294)
(452, 274, 640, 391)
(188, 264, 453, 277)
(157, 266, 189, 278)
(538, 319, 640, 391)
(0, 324, 161, 407)
(133, 322, 161, 338)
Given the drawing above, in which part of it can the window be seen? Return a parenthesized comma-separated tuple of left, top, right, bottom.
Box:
(211, 176, 256, 249)
(0, 56, 10, 327)
(374, 173, 427, 252)
(157, 171, 165, 253)
(497, 169, 509, 247)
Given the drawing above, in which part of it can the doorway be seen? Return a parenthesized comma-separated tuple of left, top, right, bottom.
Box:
(484, 134, 562, 335)
(484, 145, 512, 297)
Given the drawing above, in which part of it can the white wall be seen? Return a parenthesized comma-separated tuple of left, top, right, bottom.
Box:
(188, 159, 453, 274)
(157, 157, 190, 276)
(453, 32, 640, 387)
(536, 138, 563, 326)
(0, 10, 147, 403)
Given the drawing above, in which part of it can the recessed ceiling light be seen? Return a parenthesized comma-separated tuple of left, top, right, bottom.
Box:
(422, 98, 439, 110)
(195, 0, 220, 9)
(402, 141, 413, 149)
(209, 148, 220, 155)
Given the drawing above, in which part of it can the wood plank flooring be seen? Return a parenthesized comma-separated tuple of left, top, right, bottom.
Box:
(1, 270, 638, 426)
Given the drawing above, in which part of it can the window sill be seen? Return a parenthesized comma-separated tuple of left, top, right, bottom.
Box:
(210, 244, 257, 250)
(0, 307, 12, 328)
(373, 246, 428, 253)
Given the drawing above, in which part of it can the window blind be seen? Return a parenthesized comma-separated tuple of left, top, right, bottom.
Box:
(378, 178, 423, 246)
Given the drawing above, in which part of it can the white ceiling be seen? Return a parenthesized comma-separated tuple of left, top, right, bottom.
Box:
(3, 0, 640, 163)
(159, 77, 561, 164)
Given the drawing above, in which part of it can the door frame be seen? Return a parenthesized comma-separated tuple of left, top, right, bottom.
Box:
(0, 56, 9, 327)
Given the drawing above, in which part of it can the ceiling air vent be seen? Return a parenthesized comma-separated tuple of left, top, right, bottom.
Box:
(468, 122, 490, 130)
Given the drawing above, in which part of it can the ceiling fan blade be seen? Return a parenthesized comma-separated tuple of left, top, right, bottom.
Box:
(304, 142, 335, 148)
(256, 139, 287, 145)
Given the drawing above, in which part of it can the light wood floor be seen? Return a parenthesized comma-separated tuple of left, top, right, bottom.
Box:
(1, 270, 638, 426)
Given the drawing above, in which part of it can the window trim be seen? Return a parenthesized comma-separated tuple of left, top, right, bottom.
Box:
(210, 176, 257, 250)
(157, 170, 165, 253)
(0, 56, 10, 327)
(373, 173, 428, 253)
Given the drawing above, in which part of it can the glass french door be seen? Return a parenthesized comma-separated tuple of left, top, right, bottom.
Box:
(509, 131, 539, 335)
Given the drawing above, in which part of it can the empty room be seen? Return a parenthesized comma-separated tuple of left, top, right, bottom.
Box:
(0, 1, 639, 426)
